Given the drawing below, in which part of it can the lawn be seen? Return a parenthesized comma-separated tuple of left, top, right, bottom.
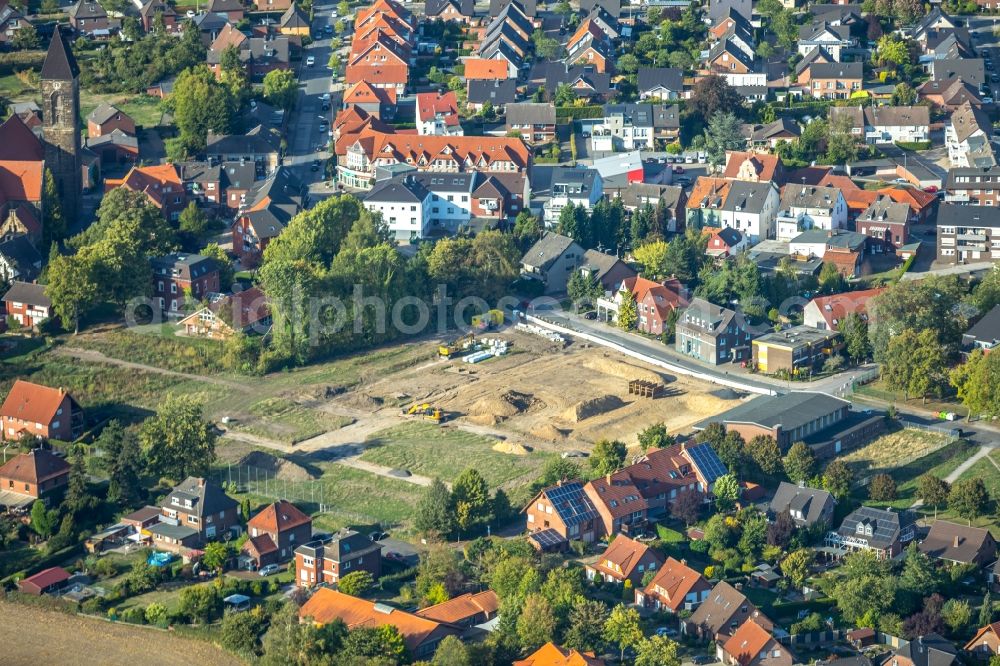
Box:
(854, 438, 978, 510)
(231, 397, 354, 444)
(0, 73, 164, 128)
(958, 450, 1000, 501)
(359, 421, 553, 490)
(855, 381, 964, 417)
(66, 327, 227, 376)
(839, 428, 952, 475)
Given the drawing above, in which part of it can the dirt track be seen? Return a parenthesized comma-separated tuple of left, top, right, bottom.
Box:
(0, 602, 243, 666)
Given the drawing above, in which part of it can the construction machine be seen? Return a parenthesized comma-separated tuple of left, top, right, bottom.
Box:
(401, 403, 445, 424)
(438, 332, 476, 359)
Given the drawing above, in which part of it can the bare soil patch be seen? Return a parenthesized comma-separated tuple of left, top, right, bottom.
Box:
(239, 450, 317, 481)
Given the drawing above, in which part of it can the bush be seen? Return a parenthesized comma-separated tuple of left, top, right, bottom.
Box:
(689, 539, 710, 554)
(0, 50, 46, 75)
(895, 141, 932, 151)
(122, 606, 145, 624)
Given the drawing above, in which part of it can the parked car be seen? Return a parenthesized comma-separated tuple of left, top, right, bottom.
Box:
(259, 564, 280, 576)
(320, 92, 331, 102)
(306, 56, 316, 67)
(311, 160, 322, 171)
(673, 165, 685, 173)
(384, 551, 405, 562)
(369, 531, 389, 542)
(655, 626, 678, 637)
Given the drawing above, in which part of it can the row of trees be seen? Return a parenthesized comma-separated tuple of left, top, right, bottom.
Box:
(415, 469, 512, 537)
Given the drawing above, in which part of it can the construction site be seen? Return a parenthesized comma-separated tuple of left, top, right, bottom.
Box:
(332, 327, 747, 452)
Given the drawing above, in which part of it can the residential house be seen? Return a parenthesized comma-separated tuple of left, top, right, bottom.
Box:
(830, 106, 930, 145)
(635, 556, 711, 612)
(675, 297, 752, 365)
(963, 305, 1000, 352)
(0, 381, 83, 443)
(826, 506, 916, 560)
(697, 390, 885, 454)
(918, 521, 998, 567)
(342, 81, 398, 121)
(210, 0, 246, 21)
(802, 287, 885, 331)
(0, 5, 29, 47)
(936, 203, 1000, 262)
(946, 102, 996, 169)
(254, 0, 293, 13)
(930, 58, 985, 90)
(876, 186, 937, 225)
(619, 276, 685, 336)
(591, 104, 677, 152)
(741, 119, 801, 149)
(363, 174, 433, 241)
(2, 282, 51, 330)
(85, 129, 138, 165)
(424, 0, 475, 22)
(685, 581, 773, 641)
(151, 253, 220, 316)
(706, 227, 747, 258)
(918, 78, 984, 111)
(278, 4, 310, 36)
(542, 167, 603, 225)
(945, 166, 1000, 207)
(139, 0, 179, 35)
(514, 643, 605, 666)
(463, 58, 510, 83)
(467, 79, 518, 113)
(752, 325, 842, 374)
(803, 61, 862, 99)
(149, 477, 240, 551)
(544, 63, 614, 103)
(299, 589, 458, 660)
(776, 185, 847, 241)
(883, 634, 957, 666)
(86, 103, 135, 138)
(524, 480, 601, 548)
(769, 481, 836, 527)
(416, 590, 499, 627)
(105, 164, 187, 222)
(577, 249, 636, 294)
(637, 67, 684, 101)
(18, 567, 70, 596)
(179, 288, 270, 339)
(797, 21, 852, 60)
(720, 620, 794, 666)
(584, 470, 649, 537)
(720, 181, 780, 243)
(619, 183, 687, 233)
(294, 529, 382, 587)
(965, 623, 1000, 660)
(0, 449, 70, 501)
(231, 167, 304, 267)
(242, 499, 312, 568)
(585, 534, 665, 586)
(856, 196, 911, 252)
(706, 38, 755, 77)
(207, 125, 282, 177)
(708, 0, 751, 22)
(69, 1, 109, 35)
(177, 161, 223, 208)
(722, 151, 785, 185)
(415, 91, 462, 136)
(789, 228, 868, 277)
(565, 19, 613, 73)
(506, 103, 557, 145)
(0, 236, 41, 283)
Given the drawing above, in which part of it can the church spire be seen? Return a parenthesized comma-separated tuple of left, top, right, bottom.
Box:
(41, 26, 80, 81)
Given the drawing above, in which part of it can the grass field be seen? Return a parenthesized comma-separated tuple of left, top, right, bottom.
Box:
(69, 328, 227, 376)
(0, 72, 164, 128)
(857, 438, 978, 510)
(360, 421, 554, 489)
(839, 428, 952, 475)
(958, 450, 1000, 500)
(231, 397, 354, 444)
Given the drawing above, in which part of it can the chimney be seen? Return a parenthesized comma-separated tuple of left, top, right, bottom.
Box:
(735, 582, 743, 591)
(798, 479, 805, 488)
(681, 558, 687, 566)
(954, 535, 961, 548)
(606, 473, 612, 485)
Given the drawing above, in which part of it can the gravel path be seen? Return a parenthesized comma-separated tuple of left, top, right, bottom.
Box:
(0, 601, 243, 666)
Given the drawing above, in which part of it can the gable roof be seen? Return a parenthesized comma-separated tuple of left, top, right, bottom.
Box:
(949, 101, 993, 144)
(890, 633, 957, 666)
(769, 481, 834, 525)
(506, 102, 556, 126)
(592, 534, 663, 579)
(837, 505, 914, 551)
(642, 556, 709, 611)
(467, 79, 517, 104)
(697, 391, 849, 432)
(514, 642, 606, 666)
(965, 304, 1000, 346)
(280, 3, 309, 28)
(531, 480, 601, 527)
(964, 622, 1000, 653)
(622, 276, 685, 319)
(299, 589, 456, 652)
(0, 448, 70, 484)
(344, 80, 397, 107)
(917, 520, 997, 564)
(248, 499, 311, 534)
(723, 620, 778, 666)
(723, 151, 782, 182)
(689, 580, 773, 639)
(637, 67, 684, 93)
(416, 590, 498, 624)
(805, 287, 885, 330)
(160, 477, 239, 518)
(808, 61, 863, 79)
(416, 91, 460, 124)
(0, 380, 74, 427)
(464, 58, 510, 80)
(0, 115, 43, 162)
(41, 28, 79, 80)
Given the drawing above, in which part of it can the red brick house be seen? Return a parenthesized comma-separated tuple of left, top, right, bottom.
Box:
(721, 619, 794, 666)
(635, 556, 711, 612)
(2, 281, 52, 330)
(294, 528, 382, 587)
(151, 253, 220, 316)
(0, 449, 70, 500)
(612, 276, 686, 337)
(87, 103, 136, 138)
(0, 381, 83, 442)
(585, 534, 665, 586)
(149, 477, 240, 551)
(524, 480, 601, 549)
(18, 566, 69, 595)
(242, 499, 312, 568)
(706, 227, 747, 258)
(965, 622, 1000, 660)
(105, 164, 187, 222)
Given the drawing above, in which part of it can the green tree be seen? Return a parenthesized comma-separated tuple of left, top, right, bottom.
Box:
(42, 169, 66, 248)
(178, 201, 209, 243)
(45, 250, 99, 334)
(202, 542, 232, 572)
(343, 625, 407, 662)
(537, 458, 582, 488)
(139, 394, 217, 480)
(980, 591, 994, 628)
(262, 604, 346, 665)
(868, 473, 897, 501)
(818, 262, 845, 294)
(875, 34, 911, 69)
(564, 598, 608, 653)
(951, 349, 1000, 421)
(432, 635, 470, 666)
(567, 270, 602, 307)
(339, 570, 374, 597)
(199, 243, 234, 292)
(604, 604, 643, 661)
(145, 603, 168, 626)
(451, 468, 492, 532)
(11, 22, 39, 50)
(823, 459, 852, 500)
(512, 211, 542, 252)
(840, 312, 871, 364)
(517, 593, 556, 650)
(171, 65, 234, 155)
(635, 635, 681, 666)
(263, 69, 298, 110)
(590, 439, 627, 477)
(554, 82, 576, 106)
(891, 82, 917, 105)
(64, 447, 96, 517)
(826, 113, 860, 165)
(97, 420, 144, 507)
(917, 474, 950, 519)
(638, 423, 674, 452)
(781, 548, 813, 588)
(178, 584, 221, 624)
(899, 542, 940, 599)
(713, 473, 740, 512)
(416, 478, 454, 538)
(949, 477, 989, 525)
(869, 277, 966, 361)
(746, 435, 782, 477)
(618, 290, 637, 331)
(942, 598, 972, 635)
(832, 551, 897, 624)
(973, 266, 1000, 312)
(783, 442, 816, 484)
(30, 499, 55, 538)
(220, 608, 265, 657)
(703, 112, 745, 167)
(690, 74, 743, 120)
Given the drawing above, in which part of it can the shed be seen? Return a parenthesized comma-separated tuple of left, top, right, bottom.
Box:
(846, 627, 876, 648)
(19, 566, 70, 596)
(224, 593, 251, 611)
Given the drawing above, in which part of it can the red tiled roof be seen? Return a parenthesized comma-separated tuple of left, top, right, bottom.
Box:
(105, 164, 183, 209)
(0, 161, 43, 203)
(0, 380, 73, 427)
(210, 23, 248, 53)
(590, 534, 662, 580)
(20, 566, 69, 590)
(0, 448, 70, 485)
(208, 287, 270, 329)
(0, 114, 44, 161)
(337, 128, 530, 171)
(623, 276, 685, 320)
(244, 533, 278, 556)
(463, 58, 510, 80)
(806, 287, 886, 330)
(248, 499, 311, 534)
(416, 590, 498, 624)
(514, 642, 606, 666)
(416, 91, 460, 124)
(722, 151, 781, 182)
(723, 620, 775, 666)
(642, 556, 709, 612)
(344, 64, 409, 87)
(343, 80, 398, 107)
(876, 186, 936, 214)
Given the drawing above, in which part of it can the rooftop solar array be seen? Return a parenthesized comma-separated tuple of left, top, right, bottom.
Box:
(546, 481, 600, 527)
(529, 528, 567, 549)
(686, 443, 728, 484)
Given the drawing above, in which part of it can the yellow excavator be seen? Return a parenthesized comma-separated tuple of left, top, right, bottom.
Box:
(438, 332, 476, 359)
(401, 403, 444, 423)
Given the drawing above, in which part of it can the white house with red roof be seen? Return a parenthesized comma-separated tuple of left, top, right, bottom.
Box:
(802, 287, 885, 331)
(635, 556, 711, 611)
(416, 91, 463, 137)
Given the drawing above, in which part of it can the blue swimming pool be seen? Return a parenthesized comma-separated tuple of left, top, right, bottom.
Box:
(147, 551, 173, 567)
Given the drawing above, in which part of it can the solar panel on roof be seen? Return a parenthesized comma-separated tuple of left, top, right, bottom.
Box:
(545, 482, 598, 527)
(530, 528, 567, 548)
(687, 443, 728, 484)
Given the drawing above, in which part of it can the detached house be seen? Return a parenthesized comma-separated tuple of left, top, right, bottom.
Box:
(675, 297, 752, 365)
(151, 253, 220, 316)
(830, 106, 930, 145)
(946, 102, 996, 169)
(2, 281, 51, 330)
(965, 623, 1000, 660)
(294, 528, 382, 587)
(415, 91, 462, 136)
(720, 620, 794, 666)
(826, 506, 916, 560)
(803, 61, 862, 99)
(776, 184, 847, 241)
(521, 232, 585, 295)
(87, 103, 136, 138)
(0, 449, 69, 502)
(918, 520, 998, 567)
(524, 480, 601, 549)
(424, 0, 475, 22)
(637, 67, 684, 101)
(242, 499, 312, 569)
(797, 21, 852, 60)
(856, 196, 911, 251)
(592, 104, 678, 152)
(0, 380, 83, 442)
(613, 276, 685, 336)
(635, 556, 711, 612)
(686, 581, 774, 641)
(883, 634, 957, 666)
(150, 477, 240, 551)
(515, 643, 606, 666)
(69, 1, 109, 35)
(585, 534, 664, 586)
(179, 287, 271, 339)
(542, 167, 603, 225)
(802, 287, 885, 331)
(769, 481, 836, 527)
(105, 164, 187, 222)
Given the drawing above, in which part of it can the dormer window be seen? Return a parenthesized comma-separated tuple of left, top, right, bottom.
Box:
(856, 523, 865, 534)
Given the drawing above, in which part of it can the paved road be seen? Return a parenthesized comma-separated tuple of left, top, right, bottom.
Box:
(968, 16, 1000, 100)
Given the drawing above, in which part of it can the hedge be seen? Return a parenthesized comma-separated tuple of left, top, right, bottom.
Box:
(555, 105, 604, 120)
(0, 51, 46, 75)
(895, 141, 932, 151)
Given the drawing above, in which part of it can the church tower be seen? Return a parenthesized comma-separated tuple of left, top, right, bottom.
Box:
(40, 27, 81, 223)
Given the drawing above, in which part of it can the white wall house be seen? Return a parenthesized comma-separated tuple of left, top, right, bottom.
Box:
(718, 181, 780, 244)
(363, 176, 434, 240)
(543, 168, 603, 225)
(776, 186, 847, 241)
